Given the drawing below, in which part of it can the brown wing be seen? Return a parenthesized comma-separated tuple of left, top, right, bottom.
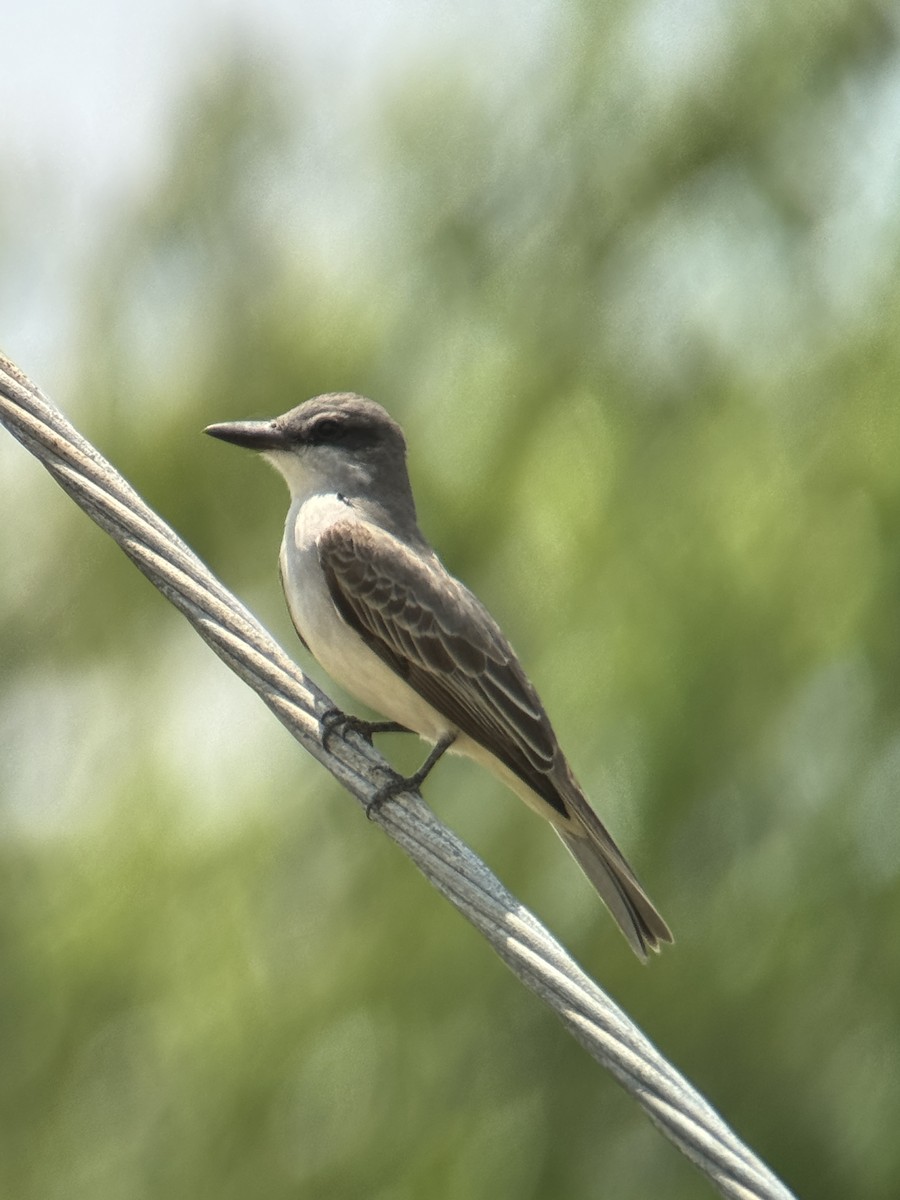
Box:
(317, 520, 568, 817)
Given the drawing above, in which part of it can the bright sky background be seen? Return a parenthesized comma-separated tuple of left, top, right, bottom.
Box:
(1, 0, 556, 382)
(3, 0, 900, 393)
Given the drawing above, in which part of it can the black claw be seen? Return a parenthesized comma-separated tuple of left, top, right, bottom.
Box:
(364, 777, 406, 819)
(320, 708, 412, 752)
(319, 708, 355, 751)
(364, 769, 428, 818)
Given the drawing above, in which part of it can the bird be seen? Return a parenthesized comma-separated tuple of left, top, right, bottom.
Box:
(205, 393, 672, 958)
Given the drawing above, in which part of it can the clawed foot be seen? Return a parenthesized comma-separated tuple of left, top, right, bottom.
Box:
(363, 731, 458, 819)
(319, 708, 410, 752)
(364, 775, 411, 818)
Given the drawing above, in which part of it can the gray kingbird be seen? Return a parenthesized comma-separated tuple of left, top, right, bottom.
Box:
(206, 393, 672, 958)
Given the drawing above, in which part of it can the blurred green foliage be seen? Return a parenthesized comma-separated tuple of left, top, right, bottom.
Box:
(3, 3, 900, 1197)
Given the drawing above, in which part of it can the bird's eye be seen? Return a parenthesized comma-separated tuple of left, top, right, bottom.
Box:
(312, 418, 346, 442)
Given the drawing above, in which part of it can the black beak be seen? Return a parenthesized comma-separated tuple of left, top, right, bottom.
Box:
(204, 419, 287, 451)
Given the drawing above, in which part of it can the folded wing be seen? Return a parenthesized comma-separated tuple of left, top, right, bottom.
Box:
(318, 520, 566, 816)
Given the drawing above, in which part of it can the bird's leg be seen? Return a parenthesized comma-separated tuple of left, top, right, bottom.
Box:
(319, 707, 412, 751)
(365, 732, 457, 817)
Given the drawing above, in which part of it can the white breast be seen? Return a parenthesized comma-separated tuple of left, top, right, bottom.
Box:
(280, 494, 451, 741)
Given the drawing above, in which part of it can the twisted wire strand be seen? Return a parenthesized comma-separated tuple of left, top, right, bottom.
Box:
(0, 353, 796, 1200)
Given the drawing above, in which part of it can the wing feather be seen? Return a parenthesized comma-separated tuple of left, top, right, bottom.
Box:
(318, 521, 564, 812)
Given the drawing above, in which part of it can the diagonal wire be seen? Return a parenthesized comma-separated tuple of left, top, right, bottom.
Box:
(0, 352, 796, 1200)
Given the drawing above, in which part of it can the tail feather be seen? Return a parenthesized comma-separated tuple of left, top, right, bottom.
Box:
(556, 820, 673, 960)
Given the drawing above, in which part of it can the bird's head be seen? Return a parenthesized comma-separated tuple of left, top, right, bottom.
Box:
(206, 392, 419, 533)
